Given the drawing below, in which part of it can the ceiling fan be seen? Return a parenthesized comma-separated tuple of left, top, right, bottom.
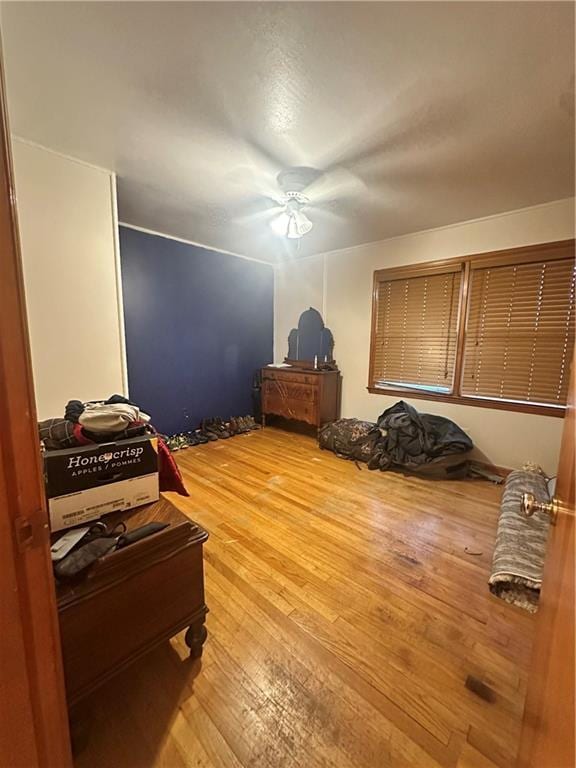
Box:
(236, 165, 365, 240)
(269, 167, 318, 239)
(229, 90, 467, 242)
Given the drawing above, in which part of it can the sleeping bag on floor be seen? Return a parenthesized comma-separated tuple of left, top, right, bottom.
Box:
(368, 400, 473, 477)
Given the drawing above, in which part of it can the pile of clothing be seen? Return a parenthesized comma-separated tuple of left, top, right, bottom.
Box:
(319, 400, 474, 479)
(39, 395, 188, 496)
(39, 395, 151, 450)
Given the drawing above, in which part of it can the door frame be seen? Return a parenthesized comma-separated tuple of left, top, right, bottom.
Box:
(517, 349, 575, 767)
(0, 41, 72, 768)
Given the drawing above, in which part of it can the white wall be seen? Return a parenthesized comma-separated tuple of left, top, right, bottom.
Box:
(275, 198, 575, 473)
(12, 140, 126, 420)
(275, 255, 325, 364)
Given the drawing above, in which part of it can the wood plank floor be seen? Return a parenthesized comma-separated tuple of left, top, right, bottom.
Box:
(74, 427, 535, 768)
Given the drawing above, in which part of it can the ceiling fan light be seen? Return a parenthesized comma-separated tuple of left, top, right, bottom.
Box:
(269, 196, 313, 239)
(269, 211, 291, 237)
(286, 209, 313, 239)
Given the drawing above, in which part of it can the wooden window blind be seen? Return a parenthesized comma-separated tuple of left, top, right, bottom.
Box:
(462, 253, 575, 406)
(372, 266, 463, 392)
(369, 240, 575, 415)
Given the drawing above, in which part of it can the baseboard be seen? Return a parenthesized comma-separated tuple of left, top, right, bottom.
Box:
(470, 460, 512, 479)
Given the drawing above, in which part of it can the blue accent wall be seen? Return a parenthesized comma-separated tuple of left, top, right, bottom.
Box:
(119, 227, 274, 435)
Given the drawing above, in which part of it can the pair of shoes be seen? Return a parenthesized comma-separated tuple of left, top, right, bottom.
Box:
(184, 431, 200, 447)
(180, 432, 199, 449)
(194, 430, 209, 445)
(200, 418, 231, 440)
(236, 415, 260, 432)
(228, 415, 261, 435)
(212, 418, 231, 439)
(200, 419, 218, 441)
(167, 433, 192, 451)
(166, 429, 211, 451)
(166, 434, 182, 451)
(244, 414, 261, 431)
(229, 416, 249, 435)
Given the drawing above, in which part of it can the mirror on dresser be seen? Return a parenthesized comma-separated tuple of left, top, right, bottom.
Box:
(261, 307, 341, 429)
(286, 307, 336, 368)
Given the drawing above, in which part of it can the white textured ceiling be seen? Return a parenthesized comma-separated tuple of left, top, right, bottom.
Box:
(2, 1, 574, 262)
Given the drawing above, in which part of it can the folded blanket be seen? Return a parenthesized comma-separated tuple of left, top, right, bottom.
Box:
(79, 402, 151, 433)
(39, 418, 81, 450)
(489, 469, 551, 612)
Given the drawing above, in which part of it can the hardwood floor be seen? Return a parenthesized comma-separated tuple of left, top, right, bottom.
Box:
(74, 427, 534, 768)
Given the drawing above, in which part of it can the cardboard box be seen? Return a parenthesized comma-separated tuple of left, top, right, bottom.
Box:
(44, 435, 159, 531)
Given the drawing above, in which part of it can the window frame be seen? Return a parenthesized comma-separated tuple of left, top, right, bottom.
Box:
(367, 239, 575, 418)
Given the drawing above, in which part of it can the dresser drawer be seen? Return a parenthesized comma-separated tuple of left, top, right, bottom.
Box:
(263, 380, 318, 402)
(262, 370, 318, 386)
(262, 395, 318, 425)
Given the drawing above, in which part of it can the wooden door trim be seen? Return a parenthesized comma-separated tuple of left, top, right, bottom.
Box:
(517, 350, 575, 767)
(0, 42, 73, 768)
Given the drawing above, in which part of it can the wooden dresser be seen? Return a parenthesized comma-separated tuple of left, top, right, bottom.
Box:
(54, 497, 208, 707)
(261, 367, 341, 428)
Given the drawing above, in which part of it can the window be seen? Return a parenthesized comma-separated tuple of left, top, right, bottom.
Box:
(371, 264, 463, 394)
(368, 240, 575, 416)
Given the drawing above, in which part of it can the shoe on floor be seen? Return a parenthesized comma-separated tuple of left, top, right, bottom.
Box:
(184, 431, 199, 447)
(200, 418, 219, 441)
(213, 417, 231, 439)
(166, 435, 181, 451)
(229, 417, 240, 436)
(194, 430, 209, 444)
(173, 433, 190, 449)
(245, 415, 261, 430)
(237, 416, 252, 433)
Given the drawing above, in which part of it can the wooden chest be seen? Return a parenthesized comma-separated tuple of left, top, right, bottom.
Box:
(54, 497, 208, 707)
(261, 367, 341, 428)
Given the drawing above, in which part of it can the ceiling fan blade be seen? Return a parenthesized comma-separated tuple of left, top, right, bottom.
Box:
(237, 133, 296, 177)
(317, 89, 469, 180)
(246, 136, 285, 169)
(225, 165, 281, 199)
(309, 204, 345, 224)
(231, 189, 282, 215)
(304, 166, 365, 204)
(236, 204, 283, 226)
